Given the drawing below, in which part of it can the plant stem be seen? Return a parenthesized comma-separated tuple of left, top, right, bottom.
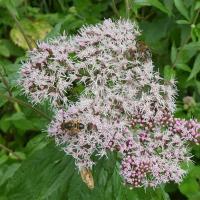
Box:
(192, 9, 200, 24)
(0, 144, 22, 160)
(0, 65, 22, 112)
(112, 0, 120, 18)
(0, 92, 51, 120)
(125, 0, 130, 18)
(8, 10, 34, 50)
(0, 70, 12, 97)
(172, 9, 200, 68)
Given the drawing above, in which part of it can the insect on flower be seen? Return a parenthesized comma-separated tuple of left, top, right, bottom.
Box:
(80, 167, 94, 189)
(61, 120, 85, 136)
(29, 19, 200, 189)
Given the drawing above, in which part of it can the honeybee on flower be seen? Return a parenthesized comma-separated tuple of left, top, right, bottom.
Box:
(19, 19, 200, 189)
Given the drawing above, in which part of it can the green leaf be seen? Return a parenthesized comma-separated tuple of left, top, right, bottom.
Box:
(0, 163, 21, 187)
(183, 42, 200, 51)
(191, 24, 200, 41)
(125, 187, 170, 200)
(6, 143, 75, 200)
(134, 0, 170, 14)
(5, 112, 25, 121)
(45, 22, 62, 39)
(5, 112, 34, 132)
(0, 41, 10, 57)
(3, 0, 20, 18)
(195, 1, 200, 10)
(5, 143, 170, 200)
(192, 145, 200, 159)
(164, 65, 175, 80)
(179, 165, 200, 199)
(0, 114, 11, 133)
(176, 42, 199, 64)
(0, 154, 8, 166)
(25, 134, 48, 155)
(163, 0, 173, 15)
(176, 20, 190, 25)
(9, 152, 26, 160)
(10, 19, 52, 49)
(0, 39, 23, 57)
(171, 42, 177, 63)
(0, 84, 8, 107)
(175, 63, 191, 72)
(174, 0, 190, 20)
(188, 54, 200, 80)
(73, 0, 109, 23)
(60, 15, 83, 33)
(140, 17, 170, 53)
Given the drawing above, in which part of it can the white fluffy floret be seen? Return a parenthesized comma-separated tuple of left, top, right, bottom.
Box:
(19, 19, 199, 188)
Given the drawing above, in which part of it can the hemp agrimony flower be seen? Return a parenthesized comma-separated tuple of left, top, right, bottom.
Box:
(19, 19, 200, 188)
(19, 35, 80, 106)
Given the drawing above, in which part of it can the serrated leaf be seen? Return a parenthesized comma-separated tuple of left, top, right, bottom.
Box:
(174, 0, 190, 20)
(5, 143, 170, 200)
(25, 134, 48, 155)
(10, 19, 52, 49)
(0, 163, 21, 187)
(6, 143, 75, 200)
(125, 187, 170, 200)
(188, 54, 200, 80)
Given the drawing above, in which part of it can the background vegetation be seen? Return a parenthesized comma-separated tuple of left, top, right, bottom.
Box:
(0, 0, 200, 199)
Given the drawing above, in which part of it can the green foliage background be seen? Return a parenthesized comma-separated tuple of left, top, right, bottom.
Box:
(0, 0, 200, 199)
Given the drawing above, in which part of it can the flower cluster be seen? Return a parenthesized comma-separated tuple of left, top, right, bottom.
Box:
(19, 19, 200, 188)
(20, 36, 80, 106)
(72, 20, 176, 120)
(119, 128, 189, 187)
(48, 101, 115, 169)
(131, 109, 200, 143)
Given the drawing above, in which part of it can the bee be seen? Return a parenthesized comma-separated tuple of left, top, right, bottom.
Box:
(61, 120, 85, 136)
(137, 41, 150, 61)
(137, 41, 149, 52)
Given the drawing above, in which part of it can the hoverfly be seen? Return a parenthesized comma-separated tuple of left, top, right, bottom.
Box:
(61, 120, 85, 136)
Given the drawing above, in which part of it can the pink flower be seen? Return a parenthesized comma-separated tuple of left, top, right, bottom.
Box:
(19, 19, 199, 188)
